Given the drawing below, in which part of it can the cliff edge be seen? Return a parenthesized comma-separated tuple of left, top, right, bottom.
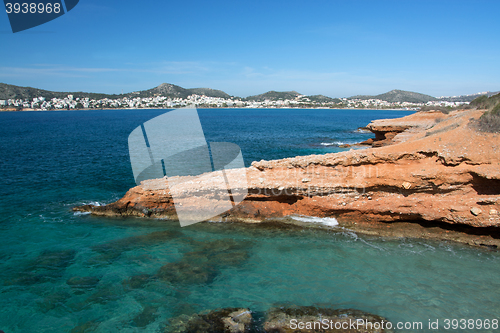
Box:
(74, 110, 500, 247)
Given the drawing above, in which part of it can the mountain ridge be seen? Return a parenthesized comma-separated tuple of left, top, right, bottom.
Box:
(244, 90, 301, 102)
(131, 83, 233, 99)
(0, 82, 496, 104)
(348, 89, 438, 103)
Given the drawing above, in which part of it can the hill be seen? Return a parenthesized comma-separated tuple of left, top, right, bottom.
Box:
(306, 95, 341, 103)
(188, 88, 232, 99)
(129, 83, 232, 99)
(0, 83, 119, 101)
(470, 92, 500, 133)
(1, 82, 497, 109)
(244, 91, 301, 102)
(0, 83, 232, 101)
(438, 91, 499, 103)
(469, 92, 500, 111)
(349, 89, 438, 103)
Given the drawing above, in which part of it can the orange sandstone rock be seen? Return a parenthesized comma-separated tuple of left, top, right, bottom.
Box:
(74, 110, 500, 242)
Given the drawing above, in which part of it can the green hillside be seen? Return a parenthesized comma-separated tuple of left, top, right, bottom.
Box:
(188, 88, 232, 99)
(350, 89, 437, 103)
(470, 93, 500, 111)
(0, 83, 120, 101)
(245, 91, 301, 102)
(306, 95, 341, 103)
(131, 83, 232, 99)
(471, 93, 500, 132)
(0, 82, 233, 101)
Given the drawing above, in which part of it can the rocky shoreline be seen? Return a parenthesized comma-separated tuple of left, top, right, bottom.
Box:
(74, 109, 500, 248)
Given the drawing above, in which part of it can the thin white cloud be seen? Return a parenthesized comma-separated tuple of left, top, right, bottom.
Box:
(0, 65, 122, 76)
(0, 62, 494, 98)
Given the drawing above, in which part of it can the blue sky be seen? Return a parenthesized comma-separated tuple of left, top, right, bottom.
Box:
(1, 0, 499, 97)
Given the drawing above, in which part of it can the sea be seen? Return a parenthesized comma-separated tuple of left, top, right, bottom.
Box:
(0, 108, 499, 332)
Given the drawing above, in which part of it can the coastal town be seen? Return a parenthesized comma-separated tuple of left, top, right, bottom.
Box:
(0, 93, 468, 111)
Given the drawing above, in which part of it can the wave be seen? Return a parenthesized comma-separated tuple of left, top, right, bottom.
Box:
(320, 141, 348, 146)
(73, 211, 91, 216)
(320, 141, 361, 147)
(82, 201, 105, 207)
(289, 215, 339, 226)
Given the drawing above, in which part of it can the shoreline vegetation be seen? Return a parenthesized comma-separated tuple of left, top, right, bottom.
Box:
(74, 107, 500, 249)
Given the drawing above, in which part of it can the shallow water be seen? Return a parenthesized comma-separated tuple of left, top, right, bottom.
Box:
(1, 217, 499, 332)
(1, 109, 499, 332)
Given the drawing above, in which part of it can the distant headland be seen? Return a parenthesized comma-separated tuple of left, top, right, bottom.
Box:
(0, 82, 498, 111)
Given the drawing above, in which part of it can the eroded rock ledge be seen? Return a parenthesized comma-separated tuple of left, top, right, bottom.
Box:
(74, 110, 500, 247)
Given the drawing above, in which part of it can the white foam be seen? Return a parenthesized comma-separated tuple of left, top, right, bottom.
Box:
(73, 211, 91, 216)
(320, 141, 356, 147)
(290, 215, 339, 226)
(82, 201, 104, 207)
(320, 141, 345, 146)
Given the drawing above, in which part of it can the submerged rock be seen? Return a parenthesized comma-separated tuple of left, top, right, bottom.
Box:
(4, 249, 77, 286)
(122, 273, 153, 289)
(84, 285, 123, 305)
(4, 271, 56, 286)
(155, 238, 251, 286)
(66, 276, 100, 292)
(90, 230, 182, 263)
(32, 249, 77, 270)
(157, 261, 218, 285)
(132, 305, 159, 328)
(70, 320, 99, 333)
(37, 290, 71, 313)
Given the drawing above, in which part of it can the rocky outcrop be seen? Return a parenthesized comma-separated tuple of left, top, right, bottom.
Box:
(74, 110, 500, 247)
(165, 306, 391, 333)
(360, 110, 446, 147)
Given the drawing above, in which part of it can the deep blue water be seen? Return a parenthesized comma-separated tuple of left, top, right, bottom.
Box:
(0, 108, 499, 332)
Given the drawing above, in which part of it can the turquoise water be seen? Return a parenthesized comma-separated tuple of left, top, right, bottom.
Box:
(1, 109, 499, 332)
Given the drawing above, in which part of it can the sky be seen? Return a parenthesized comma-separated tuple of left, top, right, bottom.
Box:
(1, 0, 499, 98)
